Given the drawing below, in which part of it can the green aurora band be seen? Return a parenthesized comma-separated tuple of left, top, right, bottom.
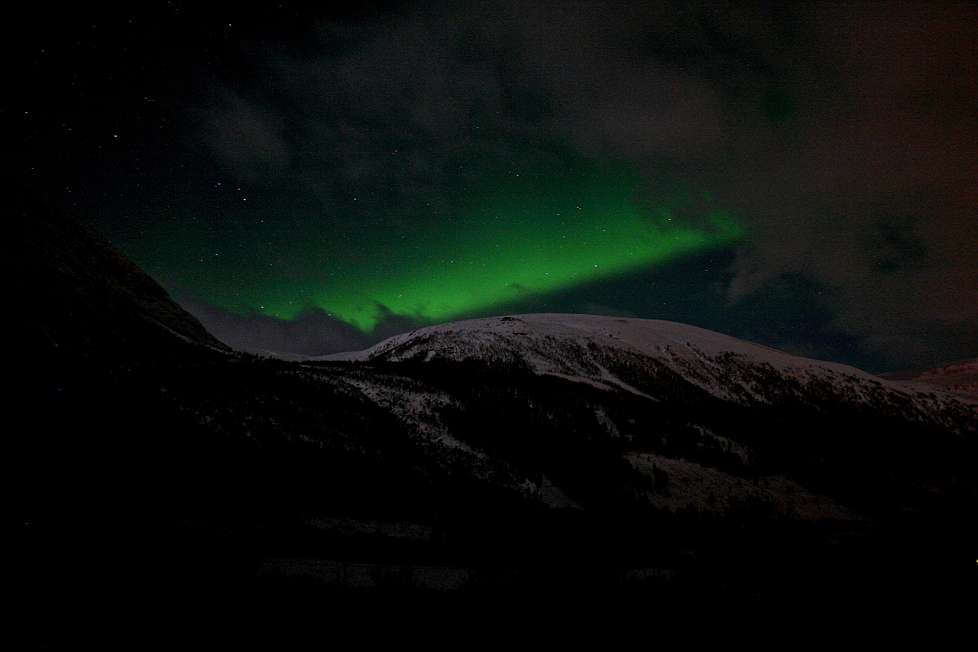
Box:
(130, 163, 744, 332)
(305, 209, 741, 332)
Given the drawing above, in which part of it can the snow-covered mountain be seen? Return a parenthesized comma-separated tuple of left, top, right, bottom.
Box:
(321, 314, 974, 430)
(329, 313, 856, 373)
(294, 313, 978, 531)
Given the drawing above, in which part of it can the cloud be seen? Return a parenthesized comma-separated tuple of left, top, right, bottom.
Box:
(178, 296, 430, 356)
(180, 299, 365, 355)
(707, 3, 978, 366)
(200, 91, 292, 180)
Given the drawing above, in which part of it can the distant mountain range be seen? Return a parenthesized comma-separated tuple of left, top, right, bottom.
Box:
(884, 359, 978, 402)
(11, 206, 977, 639)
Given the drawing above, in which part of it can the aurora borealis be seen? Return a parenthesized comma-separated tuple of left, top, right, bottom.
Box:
(128, 160, 742, 332)
(300, 199, 739, 332)
(18, 2, 978, 369)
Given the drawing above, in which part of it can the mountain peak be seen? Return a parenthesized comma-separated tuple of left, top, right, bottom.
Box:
(332, 313, 867, 374)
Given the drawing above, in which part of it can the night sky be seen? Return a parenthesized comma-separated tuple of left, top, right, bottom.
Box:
(15, 1, 978, 369)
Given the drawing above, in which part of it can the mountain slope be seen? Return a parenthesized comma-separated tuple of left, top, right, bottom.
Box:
(303, 315, 977, 530)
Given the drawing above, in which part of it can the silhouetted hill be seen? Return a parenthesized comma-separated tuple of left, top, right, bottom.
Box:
(9, 197, 228, 363)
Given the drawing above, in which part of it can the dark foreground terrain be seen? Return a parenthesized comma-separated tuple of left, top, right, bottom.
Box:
(10, 201, 977, 646)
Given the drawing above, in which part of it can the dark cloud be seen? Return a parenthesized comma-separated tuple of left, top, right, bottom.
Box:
(200, 91, 293, 181)
(179, 297, 427, 356)
(190, 2, 977, 366)
(179, 298, 367, 355)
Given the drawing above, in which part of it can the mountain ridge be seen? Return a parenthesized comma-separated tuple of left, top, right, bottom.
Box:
(315, 313, 974, 429)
